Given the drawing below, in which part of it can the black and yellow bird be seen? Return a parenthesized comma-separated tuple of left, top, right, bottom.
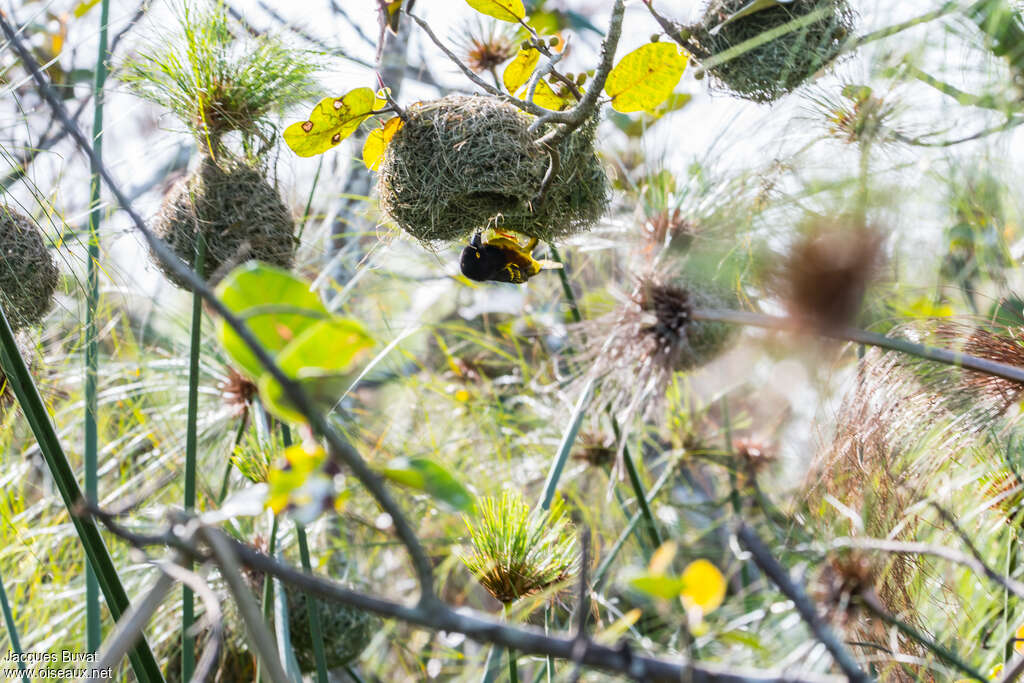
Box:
(459, 231, 563, 284)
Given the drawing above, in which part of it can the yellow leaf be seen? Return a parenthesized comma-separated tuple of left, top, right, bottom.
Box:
(362, 116, 404, 171)
(466, 0, 525, 23)
(374, 87, 392, 110)
(73, 0, 102, 17)
(284, 88, 375, 158)
(679, 559, 726, 614)
(503, 48, 540, 95)
(1016, 623, 1024, 653)
(604, 43, 688, 114)
(267, 443, 329, 513)
(384, 0, 403, 33)
(532, 79, 575, 111)
(648, 541, 677, 575)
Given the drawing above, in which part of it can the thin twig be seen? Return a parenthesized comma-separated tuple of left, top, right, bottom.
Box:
(691, 308, 1024, 386)
(92, 508, 843, 683)
(406, 11, 546, 117)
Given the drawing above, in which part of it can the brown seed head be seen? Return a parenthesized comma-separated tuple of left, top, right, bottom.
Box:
(464, 31, 516, 73)
(220, 366, 257, 415)
(779, 218, 884, 330)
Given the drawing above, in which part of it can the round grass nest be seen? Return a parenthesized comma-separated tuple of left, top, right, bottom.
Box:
(153, 155, 295, 290)
(378, 94, 608, 246)
(688, 0, 855, 103)
(285, 585, 375, 672)
(0, 206, 58, 331)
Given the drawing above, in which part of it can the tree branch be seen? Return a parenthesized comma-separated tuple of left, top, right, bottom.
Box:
(91, 508, 844, 683)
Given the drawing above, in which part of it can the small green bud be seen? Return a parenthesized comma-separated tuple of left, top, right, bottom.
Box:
(650, 33, 660, 42)
(576, 73, 587, 86)
(549, 36, 559, 47)
(521, 41, 532, 51)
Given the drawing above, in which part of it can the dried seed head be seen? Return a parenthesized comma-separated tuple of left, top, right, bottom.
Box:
(577, 272, 738, 415)
(777, 217, 884, 331)
(810, 84, 902, 146)
(573, 430, 616, 467)
(220, 366, 257, 415)
(733, 438, 776, 474)
(461, 25, 517, 73)
(815, 551, 878, 619)
(643, 207, 696, 254)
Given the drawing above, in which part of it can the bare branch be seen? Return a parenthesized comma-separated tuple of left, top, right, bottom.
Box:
(92, 508, 843, 683)
(405, 11, 548, 117)
(691, 308, 1024, 386)
(83, 570, 175, 682)
(534, 0, 625, 146)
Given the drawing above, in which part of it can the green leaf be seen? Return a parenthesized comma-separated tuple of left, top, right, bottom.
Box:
(284, 88, 376, 157)
(503, 48, 540, 95)
(380, 457, 475, 511)
(214, 262, 329, 380)
(258, 318, 374, 423)
(629, 573, 688, 600)
(466, 0, 525, 22)
(604, 43, 688, 113)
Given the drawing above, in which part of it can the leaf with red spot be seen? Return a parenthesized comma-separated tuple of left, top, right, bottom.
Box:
(284, 87, 376, 157)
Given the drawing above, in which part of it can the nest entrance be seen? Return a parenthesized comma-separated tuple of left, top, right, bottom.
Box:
(689, 0, 855, 103)
(379, 94, 608, 246)
(0, 206, 58, 331)
(153, 155, 295, 290)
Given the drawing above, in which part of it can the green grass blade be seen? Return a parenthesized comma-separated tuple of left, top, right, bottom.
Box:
(284, 424, 330, 683)
(0, 306, 164, 682)
(611, 419, 662, 548)
(182, 234, 206, 681)
(538, 378, 593, 510)
(0, 569, 29, 683)
(84, 0, 111, 655)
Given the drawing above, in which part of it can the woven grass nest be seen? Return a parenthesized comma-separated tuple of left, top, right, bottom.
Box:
(0, 206, 58, 331)
(688, 0, 855, 103)
(154, 155, 295, 290)
(285, 585, 375, 672)
(378, 94, 609, 246)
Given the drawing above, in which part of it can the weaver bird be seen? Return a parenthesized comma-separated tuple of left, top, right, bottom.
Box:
(459, 231, 562, 284)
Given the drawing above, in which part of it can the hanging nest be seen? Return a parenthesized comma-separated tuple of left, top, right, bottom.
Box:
(285, 585, 375, 672)
(0, 206, 58, 331)
(688, 0, 855, 103)
(378, 94, 608, 247)
(153, 155, 295, 290)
